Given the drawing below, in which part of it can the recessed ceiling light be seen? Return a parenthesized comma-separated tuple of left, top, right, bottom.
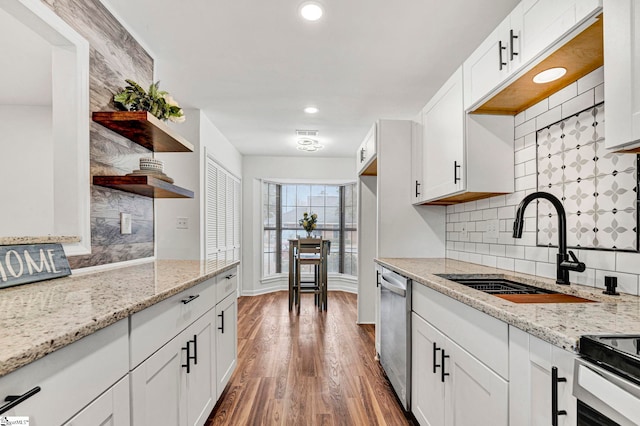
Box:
(304, 106, 319, 114)
(533, 67, 567, 84)
(300, 2, 323, 21)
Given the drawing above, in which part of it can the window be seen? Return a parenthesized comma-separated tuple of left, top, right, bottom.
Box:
(263, 182, 357, 278)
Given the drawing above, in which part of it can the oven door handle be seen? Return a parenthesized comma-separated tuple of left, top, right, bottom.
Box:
(380, 273, 406, 297)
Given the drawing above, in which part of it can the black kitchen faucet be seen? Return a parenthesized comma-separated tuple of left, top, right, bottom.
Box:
(512, 191, 586, 285)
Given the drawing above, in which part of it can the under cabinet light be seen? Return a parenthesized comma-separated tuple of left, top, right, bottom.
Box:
(300, 2, 323, 21)
(533, 67, 567, 84)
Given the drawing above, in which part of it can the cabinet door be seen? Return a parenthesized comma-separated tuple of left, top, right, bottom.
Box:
(529, 336, 576, 426)
(216, 293, 238, 399)
(64, 375, 130, 426)
(411, 120, 424, 204)
(186, 310, 217, 426)
(603, 0, 640, 150)
(521, 0, 601, 63)
(411, 313, 446, 426)
(423, 67, 465, 201)
(357, 123, 377, 175)
(131, 333, 187, 426)
(445, 339, 508, 426)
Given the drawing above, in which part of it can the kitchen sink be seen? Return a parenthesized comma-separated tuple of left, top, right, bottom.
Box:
(436, 275, 596, 304)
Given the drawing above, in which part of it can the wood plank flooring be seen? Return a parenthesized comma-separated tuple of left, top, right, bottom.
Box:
(206, 291, 415, 426)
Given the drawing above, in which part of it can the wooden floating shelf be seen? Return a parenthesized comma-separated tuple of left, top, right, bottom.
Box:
(93, 175, 194, 199)
(92, 111, 194, 152)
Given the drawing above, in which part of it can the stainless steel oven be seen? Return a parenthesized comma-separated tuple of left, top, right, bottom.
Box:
(573, 335, 640, 426)
(379, 267, 411, 411)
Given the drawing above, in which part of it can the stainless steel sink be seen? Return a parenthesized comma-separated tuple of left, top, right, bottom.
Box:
(436, 275, 559, 295)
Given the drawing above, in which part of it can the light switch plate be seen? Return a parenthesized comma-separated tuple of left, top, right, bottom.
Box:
(120, 213, 132, 234)
(486, 219, 499, 239)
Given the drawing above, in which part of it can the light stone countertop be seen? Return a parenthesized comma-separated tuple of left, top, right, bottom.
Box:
(376, 258, 640, 352)
(0, 259, 239, 378)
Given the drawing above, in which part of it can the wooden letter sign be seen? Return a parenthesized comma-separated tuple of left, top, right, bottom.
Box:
(0, 243, 71, 289)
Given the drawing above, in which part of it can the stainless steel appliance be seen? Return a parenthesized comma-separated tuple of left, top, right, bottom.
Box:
(379, 267, 411, 411)
(573, 335, 640, 425)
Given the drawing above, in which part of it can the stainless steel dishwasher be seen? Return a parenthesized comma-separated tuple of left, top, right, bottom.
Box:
(379, 267, 411, 411)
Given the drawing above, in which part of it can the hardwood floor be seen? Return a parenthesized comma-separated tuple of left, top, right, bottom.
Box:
(206, 291, 415, 426)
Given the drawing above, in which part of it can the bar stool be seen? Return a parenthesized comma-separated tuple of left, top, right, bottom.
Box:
(293, 238, 325, 314)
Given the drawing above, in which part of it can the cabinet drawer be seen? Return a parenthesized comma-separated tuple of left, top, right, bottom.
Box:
(130, 277, 216, 368)
(412, 283, 508, 379)
(216, 267, 238, 305)
(0, 319, 128, 425)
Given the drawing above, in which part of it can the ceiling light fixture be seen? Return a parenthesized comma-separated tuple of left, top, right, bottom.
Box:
(299, 2, 323, 21)
(297, 138, 324, 152)
(304, 106, 319, 114)
(533, 67, 567, 84)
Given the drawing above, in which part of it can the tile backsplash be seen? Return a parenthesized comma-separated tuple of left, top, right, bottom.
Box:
(446, 66, 640, 296)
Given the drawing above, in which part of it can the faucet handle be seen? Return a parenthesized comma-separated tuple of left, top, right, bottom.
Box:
(568, 250, 579, 263)
(563, 250, 586, 272)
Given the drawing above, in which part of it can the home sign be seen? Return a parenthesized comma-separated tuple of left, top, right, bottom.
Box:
(0, 244, 71, 289)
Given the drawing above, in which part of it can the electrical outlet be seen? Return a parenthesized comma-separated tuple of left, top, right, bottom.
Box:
(176, 217, 189, 229)
(486, 219, 499, 239)
(120, 213, 132, 235)
(460, 223, 469, 241)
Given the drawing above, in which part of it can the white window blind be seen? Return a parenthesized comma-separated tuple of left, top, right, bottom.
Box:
(206, 156, 241, 262)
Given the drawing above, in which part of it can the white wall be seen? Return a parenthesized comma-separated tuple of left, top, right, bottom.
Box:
(0, 106, 53, 236)
(241, 155, 356, 295)
(156, 109, 242, 260)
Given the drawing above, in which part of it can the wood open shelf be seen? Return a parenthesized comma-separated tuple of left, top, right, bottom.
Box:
(93, 175, 194, 198)
(92, 111, 194, 152)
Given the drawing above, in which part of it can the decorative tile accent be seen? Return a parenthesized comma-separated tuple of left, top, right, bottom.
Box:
(536, 103, 639, 251)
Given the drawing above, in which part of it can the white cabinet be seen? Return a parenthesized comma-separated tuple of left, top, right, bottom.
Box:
(131, 308, 217, 426)
(418, 66, 514, 205)
(412, 313, 508, 426)
(0, 319, 129, 426)
(464, 4, 523, 110)
(64, 375, 130, 426)
(603, 0, 640, 151)
(509, 327, 577, 426)
(356, 123, 377, 175)
(410, 119, 424, 204)
(521, 0, 601, 64)
(215, 292, 237, 399)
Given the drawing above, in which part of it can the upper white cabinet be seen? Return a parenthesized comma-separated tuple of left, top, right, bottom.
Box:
(356, 123, 377, 175)
(417, 67, 514, 205)
(521, 0, 602, 64)
(603, 0, 640, 151)
(464, 4, 523, 110)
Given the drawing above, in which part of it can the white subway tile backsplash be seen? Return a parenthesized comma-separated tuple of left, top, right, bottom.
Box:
(476, 199, 491, 210)
(506, 191, 526, 207)
(454, 241, 465, 251)
(482, 255, 498, 268)
(515, 163, 526, 178)
(525, 246, 550, 262)
(515, 174, 536, 191)
(458, 251, 470, 262)
(447, 205, 456, 214)
(514, 137, 525, 151)
(449, 213, 459, 222)
(577, 66, 604, 94)
(525, 98, 549, 121)
(515, 259, 536, 275)
(482, 209, 498, 220)
(490, 244, 506, 257)
(490, 196, 506, 208)
(515, 118, 536, 139)
(499, 231, 515, 245)
(576, 250, 616, 271)
(524, 217, 536, 232)
(595, 83, 604, 104)
(498, 206, 515, 219)
(476, 243, 490, 255)
(524, 159, 537, 176)
(470, 232, 483, 243)
(595, 270, 639, 296)
(496, 257, 515, 271)
(536, 261, 556, 280)
(454, 222, 465, 232)
(483, 235, 498, 244)
(446, 222, 454, 232)
(467, 221, 476, 232)
(524, 133, 536, 148)
(572, 268, 596, 287)
(455, 204, 466, 213)
(447, 250, 460, 260)
(549, 82, 577, 108)
(470, 210, 484, 221)
(505, 245, 525, 259)
(514, 145, 536, 164)
(469, 253, 483, 265)
(561, 89, 594, 118)
(616, 252, 640, 275)
(459, 212, 470, 222)
(464, 242, 476, 252)
(536, 106, 562, 129)
(464, 201, 477, 212)
(514, 111, 525, 127)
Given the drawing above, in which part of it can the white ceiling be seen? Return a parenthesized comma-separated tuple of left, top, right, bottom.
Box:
(100, 0, 520, 157)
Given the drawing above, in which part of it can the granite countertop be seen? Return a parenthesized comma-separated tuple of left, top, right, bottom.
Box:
(0, 259, 239, 378)
(376, 258, 640, 352)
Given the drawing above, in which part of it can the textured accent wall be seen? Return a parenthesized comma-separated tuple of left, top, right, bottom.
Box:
(43, 0, 155, 268)
(446, 67, 640, 296)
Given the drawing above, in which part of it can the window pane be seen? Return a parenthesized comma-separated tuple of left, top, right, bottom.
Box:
(324, 206, 339, 228)
(325, 185, 339, 207)
(296, 185, 311, 205)
(283, 184, 296, 206)
(282, 205, 297, 228)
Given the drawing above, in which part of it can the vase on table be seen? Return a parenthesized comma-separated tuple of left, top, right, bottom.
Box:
(306, 231, 312, 238)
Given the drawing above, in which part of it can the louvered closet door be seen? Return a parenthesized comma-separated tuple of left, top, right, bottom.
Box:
(216, 168, 227, 261)
(206, 158, 218, 262)
(233, 180, 241, 262)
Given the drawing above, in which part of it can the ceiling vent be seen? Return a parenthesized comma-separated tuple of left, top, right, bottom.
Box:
(296, 129, 318, 137)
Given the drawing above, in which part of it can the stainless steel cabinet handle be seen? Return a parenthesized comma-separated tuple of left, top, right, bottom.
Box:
(551, 366, 567, 426)
(0, 386, 41, 415)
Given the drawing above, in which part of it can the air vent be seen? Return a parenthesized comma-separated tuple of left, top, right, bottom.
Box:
(296, 129, 318, 137)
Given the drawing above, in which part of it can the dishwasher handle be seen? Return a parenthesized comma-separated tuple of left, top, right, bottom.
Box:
(380, 273, 407, 297)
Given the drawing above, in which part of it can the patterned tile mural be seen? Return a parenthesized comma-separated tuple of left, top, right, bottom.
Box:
(537, 103, 639, 251)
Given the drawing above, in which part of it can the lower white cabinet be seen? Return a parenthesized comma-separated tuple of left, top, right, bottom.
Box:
(64, 375, 130, 426)
(510, 327, 577, 426)
(131, 308, 217, 426)
(215, 291, 238, 399)
(412, 313, 508, 426)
